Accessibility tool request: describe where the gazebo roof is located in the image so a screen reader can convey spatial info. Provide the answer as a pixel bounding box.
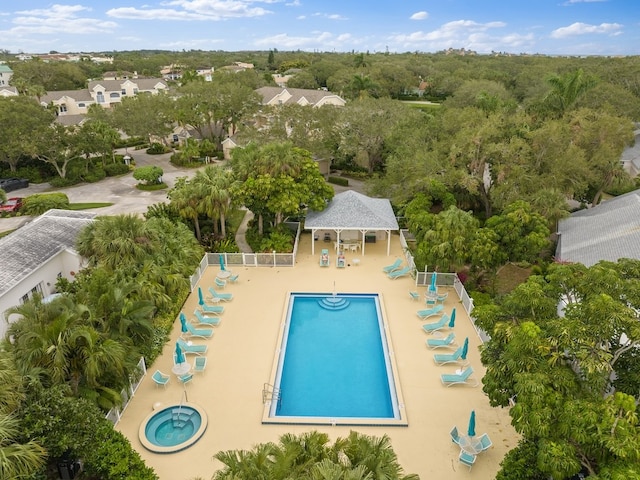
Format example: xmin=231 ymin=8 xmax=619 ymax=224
xmin=305 ymin=190 xmax=399 ymax=231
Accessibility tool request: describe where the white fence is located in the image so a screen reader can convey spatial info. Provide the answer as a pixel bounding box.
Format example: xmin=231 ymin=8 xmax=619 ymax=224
xmin=105 ymin=356 xmax=147 ymax=425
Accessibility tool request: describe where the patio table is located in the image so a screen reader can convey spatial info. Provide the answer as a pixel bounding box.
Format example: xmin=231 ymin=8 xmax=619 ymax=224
xmin=171 ymin=362 xmax=191 ymax=376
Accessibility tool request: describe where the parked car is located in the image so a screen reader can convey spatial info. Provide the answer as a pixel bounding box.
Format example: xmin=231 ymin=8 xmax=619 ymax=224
xmin=0 ymin=178 xmax=29 ymax=193
xmin=0 ymin=197 xmax=23 ymax=213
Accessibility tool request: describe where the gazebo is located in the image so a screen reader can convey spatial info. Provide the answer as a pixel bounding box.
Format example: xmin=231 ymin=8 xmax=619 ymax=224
xmin=305 ymin=190 xmax=399 ymax=256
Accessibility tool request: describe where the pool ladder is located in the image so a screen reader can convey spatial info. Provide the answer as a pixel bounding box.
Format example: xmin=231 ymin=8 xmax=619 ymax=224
xmin=262 ymin=383 xmax=281 ymax=408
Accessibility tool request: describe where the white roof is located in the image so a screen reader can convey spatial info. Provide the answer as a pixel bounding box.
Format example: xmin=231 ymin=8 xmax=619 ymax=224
xmin=305 ymin=190 xmax=398 ymax=231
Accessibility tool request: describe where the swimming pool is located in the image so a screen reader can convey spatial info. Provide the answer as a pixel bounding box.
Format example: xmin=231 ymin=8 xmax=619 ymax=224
xmin=263 ymin=293 xmax=407 ymax=426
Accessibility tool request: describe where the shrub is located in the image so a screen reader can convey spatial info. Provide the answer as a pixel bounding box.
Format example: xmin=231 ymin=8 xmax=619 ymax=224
xmin=328 ymin=176 xmax=349 ymax=186
xmin=133 ymin=165 xmax=163 ymax=185
xmin=146 ymin=143 xmax=168 ymax=155
xmin=22 ymin=192 xmax=70 ymax=215
xmin=104 ymin=163 xmax=130 ymax=176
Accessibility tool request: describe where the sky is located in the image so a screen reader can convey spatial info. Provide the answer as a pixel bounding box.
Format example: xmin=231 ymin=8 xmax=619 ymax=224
xmin=0 ymin=0 xmax=638 ymax=56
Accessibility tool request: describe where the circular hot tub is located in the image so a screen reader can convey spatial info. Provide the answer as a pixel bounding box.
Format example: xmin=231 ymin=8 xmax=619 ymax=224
xmin=139 ymin=402 xmax=207 ymax=453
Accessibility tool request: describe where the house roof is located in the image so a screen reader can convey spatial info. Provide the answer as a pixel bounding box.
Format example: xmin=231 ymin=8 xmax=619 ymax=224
xmin=621 ymin=129 xmax=640 ymax=172
xmin=305 ymin=190 xmax=399 ymax=231
xmin=556 ymin=189 xmax=640 ymax=266
xmin=256 ymin=86 xmax=345 ymax=107
xmin=87 ymin=78 xmax=167 ymax=91
xmin=0 ymin=209 xmax=96 ymax=297
xmin=41 ymin=90 xmax=94 ymax=103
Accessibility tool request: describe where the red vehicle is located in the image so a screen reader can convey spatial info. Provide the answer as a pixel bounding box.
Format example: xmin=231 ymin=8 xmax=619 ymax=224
xmin=0 ymin=197 xmax=23 ymax=213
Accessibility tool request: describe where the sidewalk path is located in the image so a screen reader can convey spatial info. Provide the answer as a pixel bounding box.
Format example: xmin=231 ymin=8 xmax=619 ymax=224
xmin=235 ymin=209 xmax=254 ymax=253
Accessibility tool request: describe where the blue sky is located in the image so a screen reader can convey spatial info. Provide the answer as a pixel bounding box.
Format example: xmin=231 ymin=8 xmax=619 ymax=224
xmin=1 ymin=1 xmax=638 ymax=55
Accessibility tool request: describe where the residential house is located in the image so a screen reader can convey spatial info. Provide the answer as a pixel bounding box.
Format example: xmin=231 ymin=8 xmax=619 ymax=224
xmin=41 ymin=89 xmax=95 ymax=116
xmin=556 ymin=189 xmax=640 ymax=266
xmin=0 ymin=64 xmax=13 ymax=87
xmin=256 ymin=86 xmax=346 ymax=107
xmin=102 ymin=71 xmax=137 ymax=81
xmin=0 ymin=86 xmax=18 ymax=97
xmin=87 ymin=78 xmax=169 ymax=108
xmin=272 ymin=74 xmax=293 ymax=88
xmin=195 ymin=67 xmax=214 ymax=81
xmin=0 ymin=209 xmax=96 ymax=338
xmin=620 ymin=127 xmax=640 ymax=176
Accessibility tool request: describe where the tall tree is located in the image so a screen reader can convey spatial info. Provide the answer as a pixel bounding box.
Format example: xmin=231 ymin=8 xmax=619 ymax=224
xmin=543 ymin=68 xmax=597 ymax=118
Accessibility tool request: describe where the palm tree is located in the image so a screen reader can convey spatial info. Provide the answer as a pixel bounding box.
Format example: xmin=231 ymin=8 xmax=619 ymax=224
xmin=0 ymin=414 xmax=46 ymax=479
xmin=193 ymin=166 xmax=237 ymax=238
xmin=544 ymin=69 xmax=597 ymax=117
xmin=168 ymin=180 xmax=206 ymax=242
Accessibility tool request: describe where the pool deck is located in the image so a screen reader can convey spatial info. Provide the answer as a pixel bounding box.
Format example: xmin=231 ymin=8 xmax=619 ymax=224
xmin=116 ymin=233 xmax=519 ymax=479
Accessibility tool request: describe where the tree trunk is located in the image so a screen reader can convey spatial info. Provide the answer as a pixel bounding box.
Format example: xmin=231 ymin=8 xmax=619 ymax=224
xmin=220 ymin=212 xmax=227 ymax=238
xmin=258 ymin=214 xmax=264 ymax=236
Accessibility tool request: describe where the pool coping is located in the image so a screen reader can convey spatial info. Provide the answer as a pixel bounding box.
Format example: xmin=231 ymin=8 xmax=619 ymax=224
xmin=138 ymin=402 xmax=209 ymax=453
xmin=261 ymin=291 xmax=408 ymax=426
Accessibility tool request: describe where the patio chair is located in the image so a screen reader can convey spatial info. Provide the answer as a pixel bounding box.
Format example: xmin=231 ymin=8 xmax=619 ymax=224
xmin=193 ymin=356 xmax=207 ymax=373
xmin=422 ymin=314 xmax=450 ymax=334
xmin=178 ymin=373 xmax=194 ymax=385
xmin=194 ymin=309 xmax=221 ymax=326
xmin=437 ymin=292 xmax=449 ymax=303
xmin=215 ymin=277 xmax=227 ymax=289
xmin=426 ymin=332 xmax=457 ymax=349
xmin=185 ymin=321 xmax=214 ymax=339
xmin=417 ymin=304 xmax=444 ymax=319
xmin=387 ymin=266 xmax=412 ymax=279
xmin=450 ymin=426 xmax=462 ymax=446
xmin=228 ymin=274 xmax=239 ymax=283
xmin=152 ymin=370 xmax=170 ymax=388
xmin=201 ymin=302 xmax=224 ymax=314
xmin=434 ymin=345 xmax=467 ymax=366
xmin=476 ymin=433 xmax=493 ymax=452
xmin=208 ymin=286 xmax=233 ymax=301
xmin=409 ymin=291 xmax=420 ymax=301
xmin=382 ymin=258 xmax=402 ymax=273
xmin=458 ymin=450 xmax=476 ymax=471
xmin=177 ymin=338 xmax=208 ymax=355
xmin=441 ymin=366 xmax=479 ymax=387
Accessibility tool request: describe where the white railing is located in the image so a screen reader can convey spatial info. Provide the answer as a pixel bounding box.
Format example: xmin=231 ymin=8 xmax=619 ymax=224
xmin=105 ymin=356 xmax=147 ymax=425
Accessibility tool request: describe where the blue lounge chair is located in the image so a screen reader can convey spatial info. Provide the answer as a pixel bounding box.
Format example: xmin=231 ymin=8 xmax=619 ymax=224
xmin=177 ymin=338 xmax=208 ymax=355
xmin=201 ymin=303 xmax=224 ymax=314
xmin=152 ymin=370 xmax=170 ymax=388
xmin=434 ymin=345 xmax=467 ymax=366
xmin=387 ymin=266 xmax=412 ymax=279
xmin=208 ymin=286 xmax=233 ymax=301
xmin=215 ymin=277 xmax=227 ymax=288
xmin=422 ymin=314 xmax=450 ymax=334
xmin=417 ymin=304 xmax=444 ymax=319
xmin=441 ymin=366 xmax=478 ymax=387
xmin=382 ymin=258 xmax=402 ymax=273
xmin=409 ymin=291 xmax=420 ymax=301
xmin=320 ymin=248 xmax=330 ymax=267
xmin=194 ymin=309 xmax=221 ymax=326
xmin=185 ymin=321 xmax=214 ymax=339
xmin=458 ymin=451 xmax=476 ymax=471
xmin=193 ymin=356 xmax=207 ymax=373
xmin=426 ymin=332 xmax=457 ymax=349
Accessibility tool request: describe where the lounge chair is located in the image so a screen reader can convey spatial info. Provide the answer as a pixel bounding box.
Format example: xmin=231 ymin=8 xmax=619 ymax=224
xmin=437 ymin=292 xmax=449 ymax=303
xmin=193 ymin=356 xmax=207 ymax=373
xmin=417 ymin=304 xmax=444 ymax=319
xmin=152 ymin=370 xmax=170 ymax=388
xmin=426 ymin=332 xmax=457 ymax=349
xmin=441 ymin=366 xmax=479 ymax=387
xmin=228 ymin=274 xmax=239 ymax=283
xmin=422 ymin=314 xmax=450 ymax=334
xmin=178 ymin=373 xmax=193 ymax=385
xmin=387 ymin=266 xmax=412 ymax=279
xmin=320 ymin=248 xmax=330 ymax=267
xmin=409 ymin=291 xmax=420 ymax=301
xmin=208 ymin=286 xmax=233 ymax=301
xmin=194 ymin=309 xmax=221 ymax=326
xmin=185 ymin=321 xmax=214 ymax=339
xmin=450 ymin=426 xmax=462 ymax=446
xmin=434 ymin=345 xmax=467 ymax=366
xmin=458 ymin=450 xmax=476 ymax=471
xmin=215 ymin=277 xmax=227 ymax=288
xmin=177 ymin=338 xmax=208 ymax=355
xmin=476 ymin=433 xmax=493 ymax=452
xmin=336 ymin=254 xmax=346 ymax=268
xmin=382 ymin=258 xmax=402 ymax=273
xmin=201 ymin=303 xmax=224 ymax=314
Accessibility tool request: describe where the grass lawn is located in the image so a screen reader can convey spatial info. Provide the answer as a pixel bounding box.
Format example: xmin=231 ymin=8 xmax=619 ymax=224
xmin=68 ymin=202 xmax=113 ymax=210
xmin=494 ymin=263 xmax=533 ymax=295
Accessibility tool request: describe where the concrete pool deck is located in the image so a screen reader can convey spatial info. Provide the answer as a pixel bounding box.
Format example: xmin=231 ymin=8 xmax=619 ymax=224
xmin=116 ymin=233 xmax=519 ymax=479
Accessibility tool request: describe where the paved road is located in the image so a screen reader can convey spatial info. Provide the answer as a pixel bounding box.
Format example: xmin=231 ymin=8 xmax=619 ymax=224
xmin=0 ymin=152 xmax=364 ymax=234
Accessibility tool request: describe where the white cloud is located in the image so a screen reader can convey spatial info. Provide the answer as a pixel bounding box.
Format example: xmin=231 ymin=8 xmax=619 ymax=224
xmin=311 ymin=12 xmax=347 ymax=21
xmin=108 ymin=1 xmax=274 ymax=21
xmin=410 ymin=11 xmax=428 ymax=21
xmin=286 ymin=0 xmax=301 ymax=5
xmin=562 ymin=0 xmax=608 ymax=4
xmin=550 ymin=22 xmax=623 ymax=38
xmin=11 ymin=4 xmax=117 ymax=35
xmin=255 ymin=31 xmax=360 ymax=50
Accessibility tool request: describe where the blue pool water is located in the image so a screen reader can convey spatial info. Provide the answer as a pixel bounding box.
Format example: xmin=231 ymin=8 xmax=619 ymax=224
xmin=273 ymin=293 xmax=398 ymax=420
xmin=144 ymin=406 xmax=202 ymax=449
